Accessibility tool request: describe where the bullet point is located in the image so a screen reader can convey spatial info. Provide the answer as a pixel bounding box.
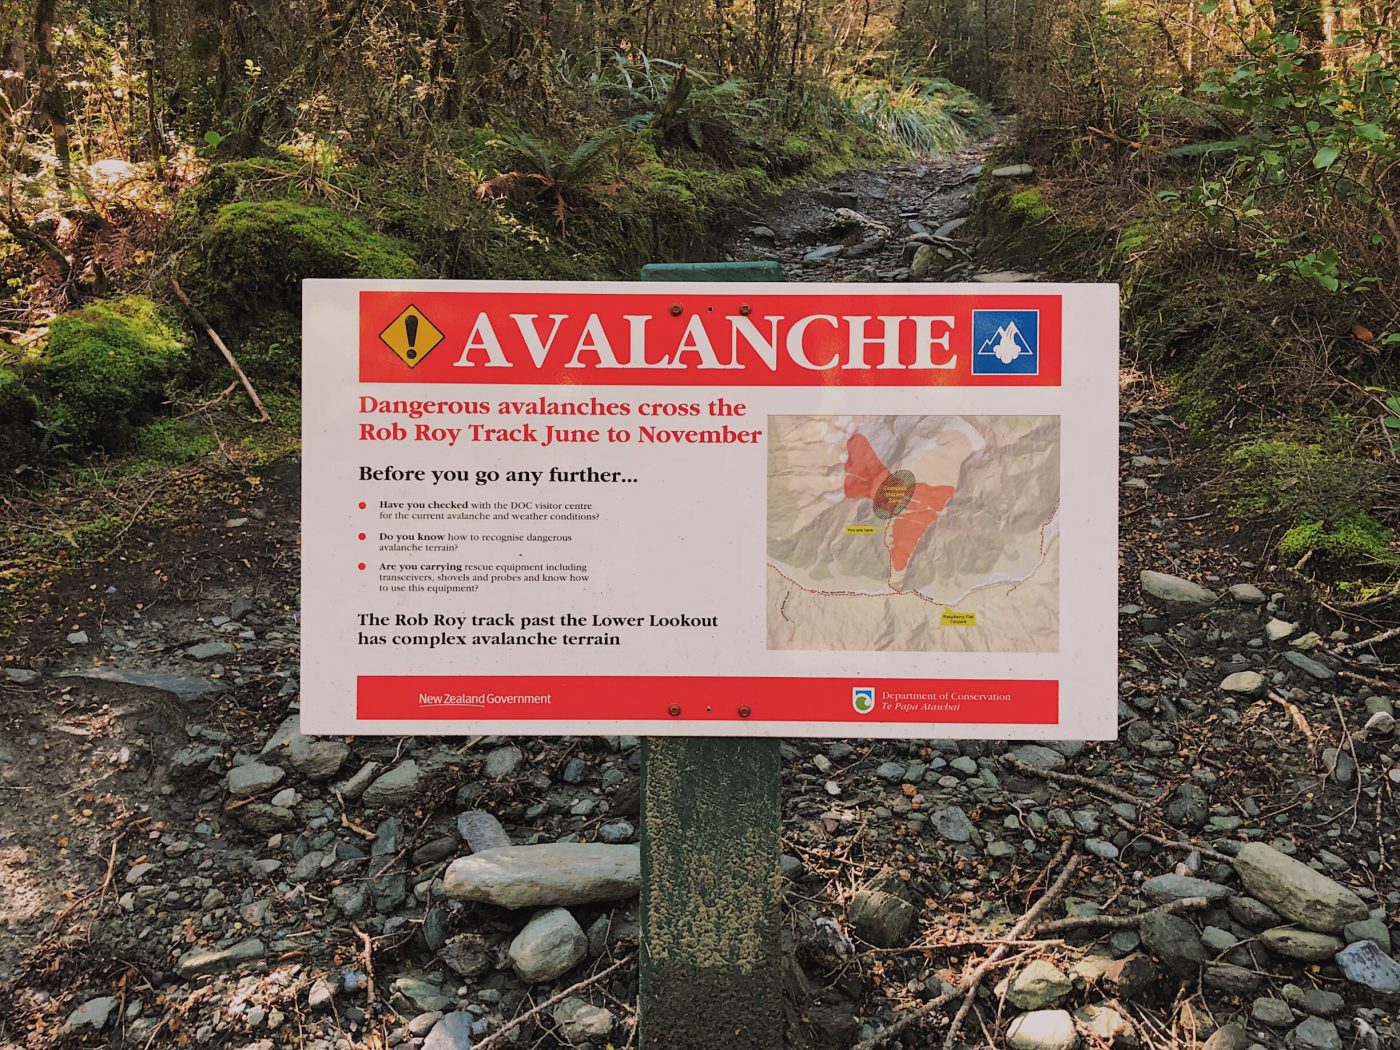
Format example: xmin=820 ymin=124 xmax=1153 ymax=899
xmin=357 ymin=563 xmax=366 ymax=570
xmin=358 ymin=533 xmax=366 ymax=540
xmin=358 ymin=501 xmax=366 ymax=509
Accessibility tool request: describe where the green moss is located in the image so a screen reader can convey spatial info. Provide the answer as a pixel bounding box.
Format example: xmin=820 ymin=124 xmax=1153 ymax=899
xmin=236 ymin=309 xmax=302 ymax=386
xmin=1220 ymin=438 xmax=1357 ymax=519
xmin=130 ymin=418 xmax=216 ymax=470
xmin=1007 ymin=188 xmax=1054 ymax=224
xmin=42 ymin=296 xmax=189 ymax=451
xmin=1278 ymin=511 xmax=1400 ymax=568
xmin=188 ymin=199 xmax=421 ymax=330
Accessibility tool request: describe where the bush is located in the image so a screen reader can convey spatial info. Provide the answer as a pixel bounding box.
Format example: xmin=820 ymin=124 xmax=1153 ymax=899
xmin=189 ymin=199 xmax=422 ymax=329
xmin=42 ymin=296 xmax=190 ymax=450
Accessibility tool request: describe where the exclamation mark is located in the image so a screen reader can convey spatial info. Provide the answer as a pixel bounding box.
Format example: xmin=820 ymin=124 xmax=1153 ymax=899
xmin=404 ymin=314 xmax=419 ymax=360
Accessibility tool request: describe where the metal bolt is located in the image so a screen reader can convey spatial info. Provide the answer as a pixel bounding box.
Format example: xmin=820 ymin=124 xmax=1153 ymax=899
xmin=669 ymin=303 xmax=683 ymax=316
xmin=668 ymin=704 xmax=682 ymax=717
xmin=739 ymin=303 xmax=752 ymax=316
xmin=738 ymin=705 xmax=752 ymax=718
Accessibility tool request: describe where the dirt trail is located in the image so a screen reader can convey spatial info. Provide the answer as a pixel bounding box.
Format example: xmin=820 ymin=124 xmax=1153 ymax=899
xmin=2 ymin=147 xmax=1398 ymax=1049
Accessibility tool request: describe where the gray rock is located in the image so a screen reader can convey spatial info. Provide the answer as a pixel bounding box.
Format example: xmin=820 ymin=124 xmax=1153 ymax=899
xmin=509 ymin=907 xmax=587 ymax=982
xmin=750 ymin=225 xmax=776 ymax=240
xmin=972 ymin=270 xmax=1036 ymax=282
xmin=1260 ymin=927 xmax=1344 ymax=961
xmin=1007 ymin=960 xmax=1072 ymax=1009
xmin=1140 ymin=912 xmax=1209 ymax=973
xmin=233 ymin=802 xmax=296 ymax=832
xmin=1005 ymin=744 xmax=1065 ymax=770
xmin=910 ymin=244 xmax=948 ymax=279
xmin=1229 ymin=583 xmax=1268 ymax=603
xmin=1228 ymin=895 xmax=1282 ymax=930
xmin=1283 ymin=651 xmax=1334 ymax=680
xmin=226 ymin=762 xmax=285 ymax=798
xmin=1233 ymin=842 xmax=1367 ymax=933
xmin=1165 ymin=783 xmax=1209 ymax=829
xmin=62 ymin=996 xmax=116 ymax=1033
xmin=1201 ymin=1022 xmax=1248 ymax=1050
xmin=1005 ymin=1009 xmax=1079 ymax=1050
xmin=438 ymin=932 xmax=492 ymax=978
xmin=802 ymin=245 xmax=842 ymax=264
xmin=1292 ymin=1017 xmax=1342 ymax=1050
xmin=933 ymin=217 xmax=967 ymax=238
xmin=1298 ymin=988 xmax=1343 ymax=1017
xmin=1141 ymin=874 xmax=1230 ymax=904
xmin=394 ymin=976 xmax=454 ymax=1014
xmin=1251 ymin=997 xmax=1294 ymax=1027
xmin=58 ymin=667 xmax=227 ymax=701
xmin=1140 ymin=570 xmax=1217 ymax=606
xmin=1321 ymin=747 xmax=1355 ymax=785
xmin=1343 ymin=916 xmax=1391 ymax=950
xmin=930 ymin=806 xmax=972 ymax=843
xmin=457 ymin=810 xmax=511 ymax=852
xmin=4 ymin=667 xmax=40 ymax=684
xmin=1073 ymin=1004 xmax=1132 ymax=1045
xmin=1265 ymin=618 xmax=1298 ymax=642
xmin=422 ymin=1010 xmax=476 ymax=1050
xmin=443 ymin=843 xmax=640 ymax=908
xmin=1335 ymin=939 xmax=1400 ymax=994
xmin=171 ymin=743 xmax=223 ymax=772
xmin=1085 ymin=839 xmax=1119 ymax=859
xmin=848 ymin=887 xmax=916 ymax=947
xmin=1204 ymin=963 xmax=1262 ymax=995
xmin=66 ymin=630 xmax=88 ymax=644
xmin=176 ymin=937 xmax=265 ymax=976
xmin=288 ymin=735 xmax=350 ymax=779
xmin=1219 ymin=671 xmax=1265 ymax=695
xmin=362 ymin=760 xmax=424 ymax=808
xmin=483 ymin=745 xmax=523 ymax=778
xmin=553 ymin=997 xmax=615 ymax=1042
xmin=991 ymin=163 xmax=1035 ymax=178
xmin=186 ymin=640 xmax=236 ymax=660
xmin=599 ymin=819 xmax=634 ymax=844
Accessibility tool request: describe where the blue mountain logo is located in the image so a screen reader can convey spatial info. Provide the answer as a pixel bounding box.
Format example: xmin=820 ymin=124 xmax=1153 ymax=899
xmin=971 ymin=310 xmax=1039 ymax=375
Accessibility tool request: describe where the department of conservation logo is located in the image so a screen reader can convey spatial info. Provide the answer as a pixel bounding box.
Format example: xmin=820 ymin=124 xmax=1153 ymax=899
xmin=971 ymin=309 xmax=1039 ymax=376
xmin=852 ymin=687 xmax=876 ymax=715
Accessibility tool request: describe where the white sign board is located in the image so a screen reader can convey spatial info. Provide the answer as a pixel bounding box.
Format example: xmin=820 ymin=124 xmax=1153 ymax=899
xmin=301 ymin=280 xmax=1118 ymax=738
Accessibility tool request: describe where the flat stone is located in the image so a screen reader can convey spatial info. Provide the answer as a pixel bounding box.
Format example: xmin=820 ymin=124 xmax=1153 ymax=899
xmin=1204 ymin=963 xmax=1262 ymax=995
xmin=1140 ymin=912 xmax=1209 ymax=973
xmin=4 ymin=667 xmax=40 ymax=684
xmin=1292 ymin=1017 xmax=1342 ymax=1050
xmin=1201 ymin=1022 xmax=1248 ymax=1050
xmin=509 ymin=907 xmax=587 ymax=982
xmin=1251 ymin=997 xmax=1294 ymax=1027
xmin=1140 ymin=570 xmax=1217 ymax=606
xmin=287 ymin=735 xmax=349 ymax=779
xmin=930 ymin=805 xmax=972 ymax=843
xmin=553 ymin=997 xmax=615 ymax=1042
xmin=802 ymin=244 xmax=842 ymax=264
xmin=186 ymin=640 xmax=236 ymax=660
xmin=438 ymin=932 xmax=492 ymax=978
xmin=58 ymin=667 xmax=227 ymax=702
xmin=483 ymin=745 xmax=523 ymax=778
xmin=1283 ymin=651 xmax=1334 ymax=680
xmin=443 ymin=843 xmax=640 ymax=908
xmin=1007 ymin=960 xmax=1072 ymax=1009
xmin=1260 ymin=927 xmax=1344 ymax=961
xmin=933 ymin=217 xmax=967 ymax=238
xmin=1219 ymin=671 xmax=1265 ymax=695
xmin=1005 ymin=1009 xmax=1079 ymax=1050
xmin=457 ymin=810 xmax=511 ymax=852
xmin=1142 ymin=874 xmax=1230 ymax=904
xmin=1265 ymin=618 xmax=1298 ymax=642
xmin=991 ymin=163 xmax=1035 ymax=178
xmin=1298 ymin=988 xmax=1344 ymax=1018
xmin=1005 ymin=744 xmax=1065 ymax=770
xmin=176 ymin=937 xmax=265 ymax=976
xmin=422 ymin=1010 xmax=477 ymax=1050
xmin=62 ymin=996 xmax=116 ymax=1032
xmin=1233 ymin=843 xmax=1367 ymax=933
xmin=1103 ymin=953 xmax=1156 ymax=997
xmin=1229 ymin=583 xmax=1268 ymax=604
xmin=394 ymin=976 xmax=454 ymax=1014
xmin=1335 ymin=939 xmax=1400 ymax=994
xmin=1228 ymin=895 xmax=1282 ymax=930
xmin=972 ymin=270 xmax=1036 ymax=282
xmin=362 ymin=760 xmax=424 ymax=808
xmin=1073 ymin=1004 xmax=1132 ymax=1045
xmin=1343 ymin=916 xmax=1391 ymax=950
xmin=226 ymin=762 xmax=285 ymax=798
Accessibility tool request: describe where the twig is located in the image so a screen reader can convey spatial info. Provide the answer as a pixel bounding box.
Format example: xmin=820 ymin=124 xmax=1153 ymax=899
xmin=1111 ymin=817 xmax=1233 ymax=863
xmin=1338 ymin=624 xmax=1400 ymax=651
xmin=474 ymin=954 xmax=635 ymax=1050
xmin=1000 ymin=755 xmax=1147 ymax=806
xmin=1034 ymin=895 xmax=1210 ymax=934
xmin=169 ymin=277 xmax=271 ymax=421
xmin=337 ymin=791 xmax=378 ymax=841
xmin=1268 ymin=691 xmax=1316 ymax=748
xmin=351 ymin=923 xmax=377 ymax=1023
xmin=855 ymin=841 xmax=1080 ymax=1050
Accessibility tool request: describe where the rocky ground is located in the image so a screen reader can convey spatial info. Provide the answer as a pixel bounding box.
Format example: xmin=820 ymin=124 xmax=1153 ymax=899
xmin=1 ymin=143 xmax=1399 ymax=1050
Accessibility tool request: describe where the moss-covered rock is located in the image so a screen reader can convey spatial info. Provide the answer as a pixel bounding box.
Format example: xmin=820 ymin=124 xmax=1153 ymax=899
xmin=1278 ymin=511 xmax=1400 ymax=568
xmin=188 ymin=200 xmax=421 ymax=329
xmin=42 ymin=296 xmax=189 ymax=450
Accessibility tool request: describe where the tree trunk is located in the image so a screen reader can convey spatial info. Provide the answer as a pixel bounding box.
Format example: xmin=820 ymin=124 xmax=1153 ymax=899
xmin=32 ymin=0 xmax=67 ymax=189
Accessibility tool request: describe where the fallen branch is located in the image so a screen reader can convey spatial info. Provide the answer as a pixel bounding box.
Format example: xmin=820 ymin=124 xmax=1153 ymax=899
xmin=350 ymin=923 xmax=377 ymax=1024
xmin=1337 ymin=624 xmax=1400 ymax=652
xmin=474 ymin=954 xmax=635 ymax=1050
xmin=1034 ymin=895 xmax=1210 ymax=934
xmin=1111 ymin=817 xmax=1233 ymax=863
xmin=1000 ymin=755 xmax=1147 ymax=807
xmin=169 ymin=277 xmax=271 ymax=422
xmin=855 ymin=841 xmax=1081 ymax=1050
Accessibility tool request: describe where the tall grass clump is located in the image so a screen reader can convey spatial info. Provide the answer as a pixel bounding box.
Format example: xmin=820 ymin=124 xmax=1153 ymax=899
xmin=838 ymin=75 xmax=993 ymax=155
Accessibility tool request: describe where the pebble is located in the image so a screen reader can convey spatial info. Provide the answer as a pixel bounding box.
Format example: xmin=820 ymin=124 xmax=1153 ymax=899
xmin=1251 ymin=997 xmax=1294 ymax=1027
xmin=509 ymin=907 xmax=588 ymax=982
xmin=444 ymin=843 xmax=640 ymax=907
xmin=553 ymin=997 xmax=615 ymax=1042
xmin=62 ymin=996 xmax=116 ymax=1032
xmin=930 ymin=806 xmax=972 ymax=843
xmin=1292 ymin=1017 xmax=1342 ymax=1050
xmin=1259 ymin=927 xmax=1344 ymax=961
xmin=1334 ymin=939 xmax=1400 ymax=993
xmin=1006 ymin=960 xmax=1072 ymax=1009
xmin=226 ymin=762 xmax=285 ymax=798
xmin=362 ymin=761 xmax=424 ymax=808
xmin=1233 ymin=842 xmax=1367 ymax=933
xmin=422 ymin=1010 xmax=477 ymax=1050
xmin=1005 ymin=1009 xmax=1079 ymax=1050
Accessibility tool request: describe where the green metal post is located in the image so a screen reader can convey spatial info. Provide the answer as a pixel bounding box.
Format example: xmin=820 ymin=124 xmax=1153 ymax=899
xmin=638 ymin=260 xmax=785 ymax=1050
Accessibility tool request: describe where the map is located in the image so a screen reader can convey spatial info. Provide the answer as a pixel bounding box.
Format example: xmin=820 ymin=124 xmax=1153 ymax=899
xmin=766 ymin=415 xmax=1060 ymax=652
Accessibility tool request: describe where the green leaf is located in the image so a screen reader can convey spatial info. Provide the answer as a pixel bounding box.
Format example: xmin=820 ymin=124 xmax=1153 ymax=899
xmin=1354 ymin=122 xmax=1385 ymax=142
xmin=1312 ymin=145 xmax=1341 ymax=169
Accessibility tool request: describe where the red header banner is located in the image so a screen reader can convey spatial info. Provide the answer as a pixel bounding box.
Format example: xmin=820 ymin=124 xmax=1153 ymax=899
xmin=358 ymin=290 xmax=1062 ymax=387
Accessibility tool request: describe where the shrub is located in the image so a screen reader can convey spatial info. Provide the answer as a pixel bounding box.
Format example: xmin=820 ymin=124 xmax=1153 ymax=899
xmin=189 ymin=200 xmax=421 ymax=329
xmin=42 ymin=296 xmax=190 ymax=450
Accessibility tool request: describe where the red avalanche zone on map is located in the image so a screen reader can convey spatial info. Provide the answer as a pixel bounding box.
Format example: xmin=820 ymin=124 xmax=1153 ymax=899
xmin=843 ymin=434 xmax=955 ymax=574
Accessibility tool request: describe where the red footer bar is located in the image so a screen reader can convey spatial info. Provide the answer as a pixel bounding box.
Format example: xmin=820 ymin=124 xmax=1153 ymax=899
xmin=356 ymin=676 xmax=1057 ymax=723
